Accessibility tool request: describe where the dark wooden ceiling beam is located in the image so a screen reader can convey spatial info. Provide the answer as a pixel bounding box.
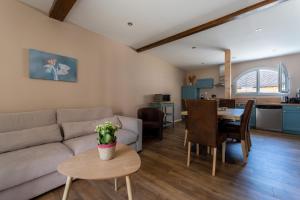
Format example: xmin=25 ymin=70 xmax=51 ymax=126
xmin=136 ymin=0 xmax=288 ymax=52
xmin=49 ymin=0 xmax=77 ymax=21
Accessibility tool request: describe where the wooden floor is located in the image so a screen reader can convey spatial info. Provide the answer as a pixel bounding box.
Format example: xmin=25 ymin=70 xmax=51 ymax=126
xmin=35 ymin=123 xmax=300 ymax=200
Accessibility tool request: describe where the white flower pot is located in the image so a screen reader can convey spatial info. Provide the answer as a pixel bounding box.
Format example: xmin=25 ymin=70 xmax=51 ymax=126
xmin=97 ymin=142 xmax=116 ymax=161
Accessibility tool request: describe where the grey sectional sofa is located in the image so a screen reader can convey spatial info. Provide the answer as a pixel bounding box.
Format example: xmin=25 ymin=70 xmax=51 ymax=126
xmin=0 ymin=107 xmax=142 ymax=200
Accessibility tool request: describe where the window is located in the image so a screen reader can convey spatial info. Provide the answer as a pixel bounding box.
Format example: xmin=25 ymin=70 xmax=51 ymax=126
xmin=234 ymin=63 xmax=289 ymax=95
xmin=236 ymin=71 xmax=257 ymax=93
xmin=259 ymin=69 xmax=279 ymax=93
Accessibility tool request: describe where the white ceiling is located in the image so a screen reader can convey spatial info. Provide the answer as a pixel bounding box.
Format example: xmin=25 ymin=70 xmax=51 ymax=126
xmin=19 ymin=0 xmax=300 ymax=70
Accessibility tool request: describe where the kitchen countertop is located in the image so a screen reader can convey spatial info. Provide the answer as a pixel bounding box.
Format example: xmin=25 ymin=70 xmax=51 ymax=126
xmin=235 ymin=103 xmax=300 ymax=107
xmin=255 ymin=103 xmax=300 ymax=106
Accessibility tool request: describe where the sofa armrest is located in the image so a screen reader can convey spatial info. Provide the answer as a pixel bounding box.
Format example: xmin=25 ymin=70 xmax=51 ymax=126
xmin=117 ymin=116 xmax=142 ymax=152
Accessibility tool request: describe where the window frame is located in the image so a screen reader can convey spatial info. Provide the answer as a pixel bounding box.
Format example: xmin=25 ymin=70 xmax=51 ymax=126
xmin=233 ymin=63 xmax=290 ymax=96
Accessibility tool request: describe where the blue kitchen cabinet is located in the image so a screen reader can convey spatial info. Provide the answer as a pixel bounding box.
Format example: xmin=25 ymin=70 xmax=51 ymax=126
xmin=236 ymin=104 xmax=256 ymax=128
xmin=196 ymin=78 xmax=214 ymax=89
xmin=182 ymin=86 xmax=199 ymax=100
xmin=283 ymin=105 xmax=300 ymax=134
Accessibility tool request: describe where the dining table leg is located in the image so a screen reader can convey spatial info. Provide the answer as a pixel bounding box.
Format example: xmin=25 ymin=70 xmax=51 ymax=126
xmin=114 ymin=178 xmax=118 ymax=191
xmin=62 ymin=176 xmax=72 ymax=200
xmin=126 ymin=176 xmax=133 ymax=200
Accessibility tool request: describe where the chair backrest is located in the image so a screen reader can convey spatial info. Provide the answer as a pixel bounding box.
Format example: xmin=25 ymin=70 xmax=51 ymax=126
xmin=219 ymin=99 xmax=236 ymax=108
xmin=186 ymin=100 xmax=218 ymax=147
xmin=137 ymin=107 xmax=164 ymax=122
xmin=240 ymin=100 xmax=255 ymax=139
xmin=182 ymin=99 xmax=187 ymax=111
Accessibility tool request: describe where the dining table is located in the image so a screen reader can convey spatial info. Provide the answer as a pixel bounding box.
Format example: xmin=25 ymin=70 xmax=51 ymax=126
xmin=181 ymin=108 xmax=244 ymax=121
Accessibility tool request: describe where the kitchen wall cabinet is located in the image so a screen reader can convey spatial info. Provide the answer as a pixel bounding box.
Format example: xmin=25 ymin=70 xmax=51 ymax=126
xmin=196 ymin=78 xmax=214 ymax=89
xmin=283 ymin=105 xmax=300 ymax=134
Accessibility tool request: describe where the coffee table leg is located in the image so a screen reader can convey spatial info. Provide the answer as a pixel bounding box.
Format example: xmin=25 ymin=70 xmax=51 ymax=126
xmin=62 ymin=176 xmax=72 ymax=200
xmin=125 ymin=176 xmax=133 ymax=200
xmin=114 ymin=178 xmax=118 ymax=191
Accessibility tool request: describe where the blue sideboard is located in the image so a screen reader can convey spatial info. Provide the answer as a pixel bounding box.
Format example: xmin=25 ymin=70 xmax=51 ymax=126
xmin=196 ymin=78 xmax=214 ymax=89
xmin=182 ymin=86 xmax=199 ymax=100
xmin=283 ymin=105 xmax=300 ymax=135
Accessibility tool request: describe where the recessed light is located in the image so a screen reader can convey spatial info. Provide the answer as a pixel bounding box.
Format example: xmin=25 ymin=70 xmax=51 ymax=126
xmin=127 ymin=22 xmax=134 ymax=27
xmin=192 ymin=46 xmax=197 ymax=49
xmin=255 ymin=28 xmax=263 ymax=32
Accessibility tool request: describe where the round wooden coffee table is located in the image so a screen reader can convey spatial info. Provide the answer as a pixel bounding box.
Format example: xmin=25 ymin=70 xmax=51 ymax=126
xmin=58 ymin=144 xmax=141 ymax=200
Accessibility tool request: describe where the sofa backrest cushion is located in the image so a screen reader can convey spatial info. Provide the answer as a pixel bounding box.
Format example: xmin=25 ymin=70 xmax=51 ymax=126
xmin=57 ymin=107 xmax=113 ymax=124
xmin=0 ymin=124 xmax=62 ymax=153
xmin=0 ymin=110 xmax=56 ymax=133
xmin=62 ymin=116 xmax=122 ymax=140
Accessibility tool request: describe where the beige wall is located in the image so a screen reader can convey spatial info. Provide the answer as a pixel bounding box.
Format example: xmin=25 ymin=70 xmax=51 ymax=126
xmin=0 ymin=0 xmax=185 ymax=120
xmin=187 ymin=53 xmax=300 ymax=100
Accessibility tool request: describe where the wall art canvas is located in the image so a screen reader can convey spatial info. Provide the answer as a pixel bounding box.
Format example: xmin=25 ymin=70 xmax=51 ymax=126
xmin=29 ymin=49 xmax=77 ymax=82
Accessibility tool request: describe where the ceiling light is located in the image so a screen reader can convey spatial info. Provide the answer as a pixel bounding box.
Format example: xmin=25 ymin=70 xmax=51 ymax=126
xmin=127 ymin=22 xmax=134 ymax=27
xmin=255 ymin=28 xmax=263 ymax=32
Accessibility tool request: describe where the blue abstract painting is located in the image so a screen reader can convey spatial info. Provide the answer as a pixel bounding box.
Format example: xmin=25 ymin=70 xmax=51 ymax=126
xmin=29 ymin=49 xmax=77 ymax=82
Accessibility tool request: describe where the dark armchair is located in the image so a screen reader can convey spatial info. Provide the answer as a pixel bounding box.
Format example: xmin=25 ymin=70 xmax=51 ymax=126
xmin=138 ymin=107 xmax=165 ymax=140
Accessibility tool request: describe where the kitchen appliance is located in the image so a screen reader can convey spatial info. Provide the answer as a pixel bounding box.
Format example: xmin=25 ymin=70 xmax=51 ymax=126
xmin=214 ymin=65 xmax=225 ymax=87
xmin=256 ymin=105 xmax=282 ymax=132
xmin=296 ymin=88 xmax=300 ymax=98
xmin=153 ymin=94 xmax=171 ymax=102
xmin=288 ymin=97 xmax=300 ymax=104
xmin=281 ymin=95 xmax=288 ymax=103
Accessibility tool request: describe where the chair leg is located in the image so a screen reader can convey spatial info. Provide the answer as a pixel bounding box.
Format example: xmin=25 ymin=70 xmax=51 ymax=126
xmin=247 ymin=131 xmax=252 ymax=150
xmin=187 ymin=142 xmax=191 ymax=167
xmin=196 ymin=144 xmax=200 ymax=156
xmin=222 ymin=141 xmax=226 ymax=163
xmin=244 ymin=138 xmax=249 ymax=156
xmin=207 ymin=146 xmax=211 ymax=155
xmin=212 ymin=147 xmax=217 ymax=176
xmin=241 ymin=140 xmax=248 ymax=163
xmin=159 ymin=128 xmax=163 ymax=140
xmin=184 ymin=129 xmax=188 ymax=147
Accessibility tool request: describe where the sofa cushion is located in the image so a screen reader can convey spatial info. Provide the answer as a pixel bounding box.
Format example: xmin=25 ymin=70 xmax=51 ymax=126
xmin=0 ymin=110 xmax=56 ymax=133
xmin=0 ymin=143 xmax=73 ymax=191
xmin=116 ymin=129 xmax=138 ymax=145
xmin=57 ymin=107 xmax=113 ymax=124
xmin=0 ymin=124 xmax=62 ymax=154
xmin=0 ymin=172 xmax=66 ymax=200
xmin=63 ymin=134 xmax=97 ymax=155
xmin=62 ymin=116 xmax=122 ymax=140
xmin=64 ymin=129 xmax=138 ymax=155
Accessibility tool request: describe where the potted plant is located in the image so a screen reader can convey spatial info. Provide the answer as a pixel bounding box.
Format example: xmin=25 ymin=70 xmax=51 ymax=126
xmin=95 ymin=122 xmax=119 ymax=161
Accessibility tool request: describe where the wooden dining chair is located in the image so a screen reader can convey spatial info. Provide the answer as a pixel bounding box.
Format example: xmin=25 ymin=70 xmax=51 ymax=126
xmin=222 ymin=100 xmax=254 ymax=163
xmin=182 ymin=99 xmax=188 ymax=147
xmin=219 ymin=99 xmax=236 ymax=108
xmin=186 ymin=100 xmax=227 ymax=176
